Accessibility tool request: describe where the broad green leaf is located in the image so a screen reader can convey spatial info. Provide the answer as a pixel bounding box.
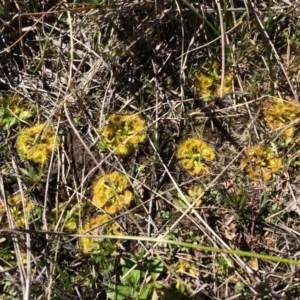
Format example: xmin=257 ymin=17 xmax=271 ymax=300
xmin=107 ymin=284 xmax=132 ymax=300
xmin=149 ymin=258 xmax=163 ymax=282
xmin=124 ymin=269 xmax=141 ymax=287
xmin=138 ymin=283 xmax=153 ymax=300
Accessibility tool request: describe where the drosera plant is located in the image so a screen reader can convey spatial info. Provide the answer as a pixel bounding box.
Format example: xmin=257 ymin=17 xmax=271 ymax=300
xmin=170 ymin=254 xmax=199 ymax=277
xmin=16 ymin=122 xmax=59 ymax=165
xmin=262 ymin=97 xmax=300 ymax=143
xmin=0 ymin=94 xmax=33 ymax=130
xmin=169 ymin=254 xmax=199 ymax=295
xmin=176 ymin=184 xmax=203 ymax=208
xmin=216 ymin=256 xmax=258 ymax=293
xmin=99 ymin=113 xmax=146 ymax=156
xmin=0 ymin=193 xmax=34 ymax=228
xmin=78 ymin=214 xmax=122 ymax=254
xmin=194 ymin=60 xmax=234 ymax=99
xmin=46 ymin=200 xmax=86 ymax=232
xmin=0 ymin=193 xmax=34 ymax=268
xmin=92 ymin=171 xmax=133 ymax=215
xmin=216 ymin=257 xmax=239 ymax=284
xmin=177 ymin=137 xmax=215 ymax=176
xmin=240 ymin=145 xmax=282 ymax=181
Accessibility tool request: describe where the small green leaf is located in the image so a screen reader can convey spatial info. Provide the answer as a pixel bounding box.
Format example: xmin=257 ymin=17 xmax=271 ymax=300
xmin=271 ymin=203 xmax=278 ymax=212
xmin=19 ymin=110 xmax=32 ymax=120
xmin=234 ymin=281 xmax=245 ymax=293
xmin=152 ymin=281 xmax=163 ymax=289
xmin=0 ymin=7 xmax=12 ymax=21
xmin=3 ymin=116 xmax=16 ymax=129
xmin=19 ymin=167 xmax=31 ymax=177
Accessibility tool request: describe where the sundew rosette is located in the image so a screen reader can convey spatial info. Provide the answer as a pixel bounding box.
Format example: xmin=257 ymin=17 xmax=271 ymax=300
xmin=195 ymin=60 xmax=234 ymax=97
xmin=46 ymin=201 xmax=86 ymax=232
xmin=99 ymin=113 xmax=146 ymax=156
xmin=92 ymin=172 xmax=133 ymax=215
xmin=170 ymin=254 xmax=199 ymax=276
xmin=0 ymin=193 xmax=34 ymax=228
xmin=177 ymin=138 xmax=215 ymax=176
xmin=79 ymin=214 xmax=122 ymax=254
xmin=16 ymin=123 xmax=58 ymax=164
xmin=240 ymin=145 xmax=282 ymax=181
xmin=263 ymin=97 xmax=300 ymax=138
xmin=0 ymin=94 xmax=33 ymax=129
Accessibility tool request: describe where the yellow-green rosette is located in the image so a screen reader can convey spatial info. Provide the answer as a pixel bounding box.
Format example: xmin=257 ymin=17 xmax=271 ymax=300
xmin=177 ymin=138 xmax=215 ymax=176
xmin=92 ymin=172 xmax=133 ymax=215
xmin=79 ymin=214 xmax=122 ymax=254
xmin=16 ymin=123 xmax=58 ymax=164
xmin=99 ymin=113 xmax=146 ymax=156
